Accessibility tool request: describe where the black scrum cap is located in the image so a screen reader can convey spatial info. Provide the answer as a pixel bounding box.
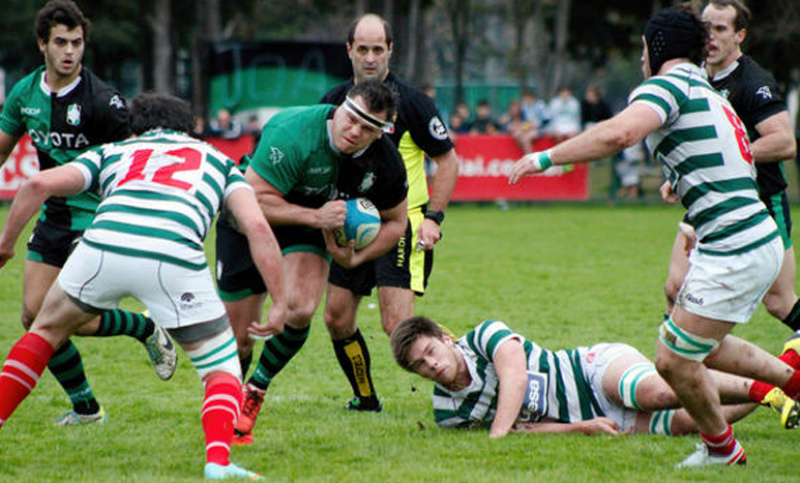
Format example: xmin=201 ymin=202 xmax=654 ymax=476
xmin=644 ymin=7 xmax=706 ymax=75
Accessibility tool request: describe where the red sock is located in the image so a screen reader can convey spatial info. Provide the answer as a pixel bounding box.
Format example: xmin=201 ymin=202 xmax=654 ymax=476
xmin=780 ymin=350 xmax=800 ymax=370
xmin=202 ymin=372 xmax=241 ymax=466
xmin=0 ymin=333 xmax=55 ymax=428
xmin=781 ymin=370 xmax=800 ymax=400
xmin=700 ymin=424 xmax=737 ymax=456
xmin=748 ymin=380 xmax=775 ymax=403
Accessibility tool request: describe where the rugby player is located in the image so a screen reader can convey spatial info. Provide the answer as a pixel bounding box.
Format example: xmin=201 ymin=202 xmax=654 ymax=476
xmin=0 ymin=0 xmax=175 ymax=426
xmin=215 ymin=80 xmax=409 ymax=444
xmin=0 ymin=92 xmax=286 ymax=480
xmin=663 ymin=0 xmax=800 ymax=353
xmin=508 ymin=5 xmax=800 ymax=467
xmin=391 ymin=316 xmax=799 ymax=436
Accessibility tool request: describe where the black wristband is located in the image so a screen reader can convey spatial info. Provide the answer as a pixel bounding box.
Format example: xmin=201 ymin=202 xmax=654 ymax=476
xmin=424 ymin=210 xmax=445 ymax=226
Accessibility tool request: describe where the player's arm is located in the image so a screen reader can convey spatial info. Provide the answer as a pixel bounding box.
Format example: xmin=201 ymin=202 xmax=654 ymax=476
xmin=418 ymin=148 xmax=458 ymax=250
xmin=323 ymin=198 xmax=408 ymax=269
xmin=489 ymin=337 xmax=529 ymax=438
xmin=751 ymin=111 xmax=796 ymax=163
xmin=224 ymin=186 xmax=287 ymax=338
xmin=245 ymin=167 xmax=346 ymax=229
xmin=0 ymin=164 xmax=85 ymax=266
xmin=0 ymin=129 xmax=22 ymax=168
xmin=511 ymin=417 xmax=625 ymax=436
xmin=509 ymin=103 xmax=662 ymax=183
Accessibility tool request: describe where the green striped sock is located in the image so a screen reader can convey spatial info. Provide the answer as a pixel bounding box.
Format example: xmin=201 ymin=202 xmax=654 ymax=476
xmin=249 ymin=325 xmax=310 ymax=390
xmin=48 ymin=339 xmax=100 ymax=414
xmin=94 ymin=310 xmax=155 ymax=343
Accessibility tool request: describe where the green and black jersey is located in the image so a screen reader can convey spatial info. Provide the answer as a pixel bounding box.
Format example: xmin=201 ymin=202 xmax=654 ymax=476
xmin=0 ymin=65 xmax=131 ymax=230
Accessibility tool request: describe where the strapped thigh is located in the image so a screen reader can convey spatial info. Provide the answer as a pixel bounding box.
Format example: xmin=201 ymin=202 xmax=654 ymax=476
xmin=659 ymin=317 xmax=719 ymax=362
xmin=618 ymin=362 xmax=657 ymax=410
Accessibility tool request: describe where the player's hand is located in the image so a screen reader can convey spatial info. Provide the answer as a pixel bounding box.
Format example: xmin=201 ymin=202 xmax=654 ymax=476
xmin=416 ymin=218 xmax=441 ymax=251
xmin=508 ymin=150 xmax=553 ymax=184
xmin=248 ymin=299 xmax=287 ymax=340
xmin=659 ymin=181 xmax=679 ymax=204
xmin=678 ymin=221 xmax=696 ymax=256
xmin=578 ymin=417 xmax=625 ymax=435
xmin=314 ymin=200 xmax=347 ymax=229
xmin=0 ymin=243 xmax=14 ymax=268
xmin=321 ymin=228 xmax=364 ymax=268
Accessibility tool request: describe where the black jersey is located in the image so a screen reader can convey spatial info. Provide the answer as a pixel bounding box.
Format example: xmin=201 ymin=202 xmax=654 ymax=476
xmin=321 ymin=72 xmax=453 ymax=210
xmin=335 ymin=134 xmax=408 ymax=212
xmin=0 ymin=65 xmax=131 ymax=229
xmin=709 ymin=55 xmax=788 ymax=197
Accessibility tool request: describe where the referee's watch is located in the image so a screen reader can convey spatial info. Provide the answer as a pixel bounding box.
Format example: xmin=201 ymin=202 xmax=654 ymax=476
xmin=424 ymin=210 xmax=445 ymax=226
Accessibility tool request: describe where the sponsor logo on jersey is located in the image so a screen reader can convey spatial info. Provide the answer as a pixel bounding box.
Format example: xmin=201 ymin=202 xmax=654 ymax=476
xmin=519 ymin=371 xmax=548 ymax=422
xmin=755 ymin=86 xmax=772 ymax=100
xmin=308 ymin=166 xmax=332 ymax=175
xmin=21 ymin=107 xmax=41 ymax=116
xmin=109 ymin=94 xmax=125 ymax=109
xmin=66 ymin=104 xmax=82 ymax=126
xmin=269 ymin=146 xmax=284 ymax=165
xmin=28 ymin=128 xmax=90 ymax=149
xmin=359 ymin=171 xmax=376 ymax=193
xmin=428 ymin=116 xmax=448 ymax=141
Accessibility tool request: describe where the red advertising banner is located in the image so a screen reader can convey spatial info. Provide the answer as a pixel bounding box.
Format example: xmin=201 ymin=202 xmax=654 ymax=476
xmin=0 ymin=135 xmax=39 ymax=200
xmin=1 ymin=133 xmax=586 ymax=202
xmin=450 ymin=134 xmax=588 ymax=201
xmin=0 ymin=135 xmax=255 ymax=200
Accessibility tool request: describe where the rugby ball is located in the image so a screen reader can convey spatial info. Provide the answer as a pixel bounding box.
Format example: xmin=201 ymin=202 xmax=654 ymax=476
xmin=333 ymin=198 xmax=381 ymax=250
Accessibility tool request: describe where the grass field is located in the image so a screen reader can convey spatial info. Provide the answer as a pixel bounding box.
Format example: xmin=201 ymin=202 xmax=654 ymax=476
xmin=0 ymin=202 xmax=798 ymax=483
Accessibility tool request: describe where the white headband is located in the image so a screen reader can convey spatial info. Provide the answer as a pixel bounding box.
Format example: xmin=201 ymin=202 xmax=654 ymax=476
xmin=343 ymin=96 xmax=394 ymax=131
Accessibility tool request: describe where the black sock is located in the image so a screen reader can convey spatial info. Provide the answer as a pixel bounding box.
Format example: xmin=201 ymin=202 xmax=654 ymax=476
xmin=332 ymin=329 xmax=378 ymax=402
xmin=783 ymin=300 xmax=800 ymax=331
xmin=240 ymin=352 xmax=253 ymax=380
xmin=94 ymin=309 xmax=155 ymax=342
xmin=48 ymin=340 xmax=100 ymax=415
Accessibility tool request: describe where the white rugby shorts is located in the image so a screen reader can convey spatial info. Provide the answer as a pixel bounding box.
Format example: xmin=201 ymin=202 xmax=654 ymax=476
xmin=677 ymin=236 xmax=783 ymax=323
xmin=583 ymin=342 xmax=642 ymax=433
xmin=58 ymin=243 xmax=226 ymax=329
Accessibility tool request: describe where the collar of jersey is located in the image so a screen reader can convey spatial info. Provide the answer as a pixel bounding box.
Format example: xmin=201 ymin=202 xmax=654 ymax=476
xmin=708 ymin=57 xmax=740 ymax=83
xmin=39 ymin=69 xmax=83 ymax=98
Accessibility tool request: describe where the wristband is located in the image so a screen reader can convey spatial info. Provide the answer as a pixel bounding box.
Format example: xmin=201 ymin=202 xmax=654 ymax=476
xmin=536 ymin=150 xmax=553 ymax=171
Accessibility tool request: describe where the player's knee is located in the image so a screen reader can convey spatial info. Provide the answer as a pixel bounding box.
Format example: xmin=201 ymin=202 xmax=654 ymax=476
xmin=286 ymin=301 xmax=317 ymax=327
xmin=761 ymin=291 xmax=790 ymax=320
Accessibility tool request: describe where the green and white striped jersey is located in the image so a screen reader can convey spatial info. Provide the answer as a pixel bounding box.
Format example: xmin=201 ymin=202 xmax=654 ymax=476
xmin=629 ymin=63 xmax=777 ymax=256
xmin=433 ymin=320 xmax=605 ymax=429
xmin=70 ymin=130 xmax=250 ymax=270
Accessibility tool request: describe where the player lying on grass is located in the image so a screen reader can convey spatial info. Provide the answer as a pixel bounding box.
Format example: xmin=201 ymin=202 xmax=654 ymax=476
xmin=391 ymin=316 xmax=800 ymax=437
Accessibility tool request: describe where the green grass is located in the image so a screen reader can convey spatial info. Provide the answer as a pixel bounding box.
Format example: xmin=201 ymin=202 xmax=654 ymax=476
xmin=0 ymin=202 xmax=798 ymax=483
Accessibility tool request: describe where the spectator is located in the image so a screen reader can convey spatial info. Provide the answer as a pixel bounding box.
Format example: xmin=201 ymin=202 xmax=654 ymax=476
xmin=515 ymin=90 xmax=550 ymax=154
xmin=498 ymin=99 xmax=524 ymax=133
xmin=520 ymin=90 xmax=550 ymax=130
xmin=613 ymin=142 xmax=643 ymax=199
xmin=547 ymin=86 xmax=581 ymax=141
xmin=465 ymin=99 xmax=502 ymax=134
xmin=581 ymin=85 xmax=612 ymax=129
xmin=207 ymin=108 xmax=242 ymax=140
xmin=453 ymin=102 xmax=471 ymax=133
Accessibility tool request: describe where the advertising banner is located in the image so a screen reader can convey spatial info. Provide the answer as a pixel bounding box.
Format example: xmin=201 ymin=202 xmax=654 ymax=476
xmin=450 ymin=134 xmax=589 ymax=201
